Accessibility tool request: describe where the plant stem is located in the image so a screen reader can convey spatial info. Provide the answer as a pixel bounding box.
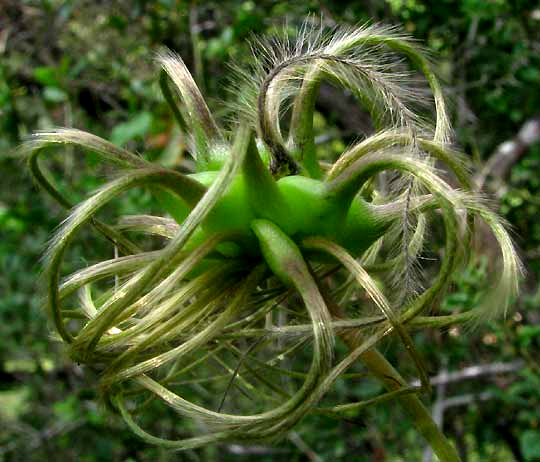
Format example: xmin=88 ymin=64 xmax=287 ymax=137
xmin=321 ymin=287 xmax=460 ymax=462
xmin=355 ymin=348 xmax=460 ymax=462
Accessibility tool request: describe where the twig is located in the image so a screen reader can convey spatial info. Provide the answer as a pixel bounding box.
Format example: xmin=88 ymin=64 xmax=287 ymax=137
xmin=438 ymin=391 xmax=494 ymax=409
xmin=288 ymin=431 xmax=324 ymax=462
xmin=420 ymin=359 xmax=518 ymax=461
xmin=411 ymin=360 xmax=524 ymax=388
xmin=475 ymin=118 xmax=540 ymax=194
xmin=225 ymin=444 xmax=287 ymax=456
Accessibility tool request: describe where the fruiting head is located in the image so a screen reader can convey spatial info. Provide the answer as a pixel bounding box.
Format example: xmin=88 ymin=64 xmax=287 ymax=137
xmin=23 ymin=22 xmax=521 ymax=450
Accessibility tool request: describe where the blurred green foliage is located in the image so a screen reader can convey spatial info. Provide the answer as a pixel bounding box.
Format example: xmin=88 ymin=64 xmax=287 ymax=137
xmin=1 ymin=0 xmax=539 ymax=460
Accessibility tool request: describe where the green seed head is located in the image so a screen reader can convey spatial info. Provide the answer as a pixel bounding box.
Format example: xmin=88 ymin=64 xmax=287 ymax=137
xmin=22 ymin=20 xmax=521 ymax=454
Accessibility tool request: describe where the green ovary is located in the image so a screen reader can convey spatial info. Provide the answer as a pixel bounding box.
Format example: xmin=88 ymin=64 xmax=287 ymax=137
xmin=156 ymin=168 xmax=392 ymax=262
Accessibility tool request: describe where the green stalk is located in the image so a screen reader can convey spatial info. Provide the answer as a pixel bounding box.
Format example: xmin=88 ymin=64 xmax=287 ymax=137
xmin=357 ymin=348 xmax=460 ymax=462
xmin=319 ymin=287 xmax=460 ymax=462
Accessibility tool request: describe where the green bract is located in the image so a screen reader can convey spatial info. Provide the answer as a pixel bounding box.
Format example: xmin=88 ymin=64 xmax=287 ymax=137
xmin=24 ymin=22 xmax=520 ymax=461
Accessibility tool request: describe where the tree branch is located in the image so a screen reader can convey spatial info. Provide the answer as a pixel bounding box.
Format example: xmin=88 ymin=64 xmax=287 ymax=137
xmin=411 ymin=360 xmax=524 ymax=388
xmin=475 ymin=118 xmax=540 ymax=194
